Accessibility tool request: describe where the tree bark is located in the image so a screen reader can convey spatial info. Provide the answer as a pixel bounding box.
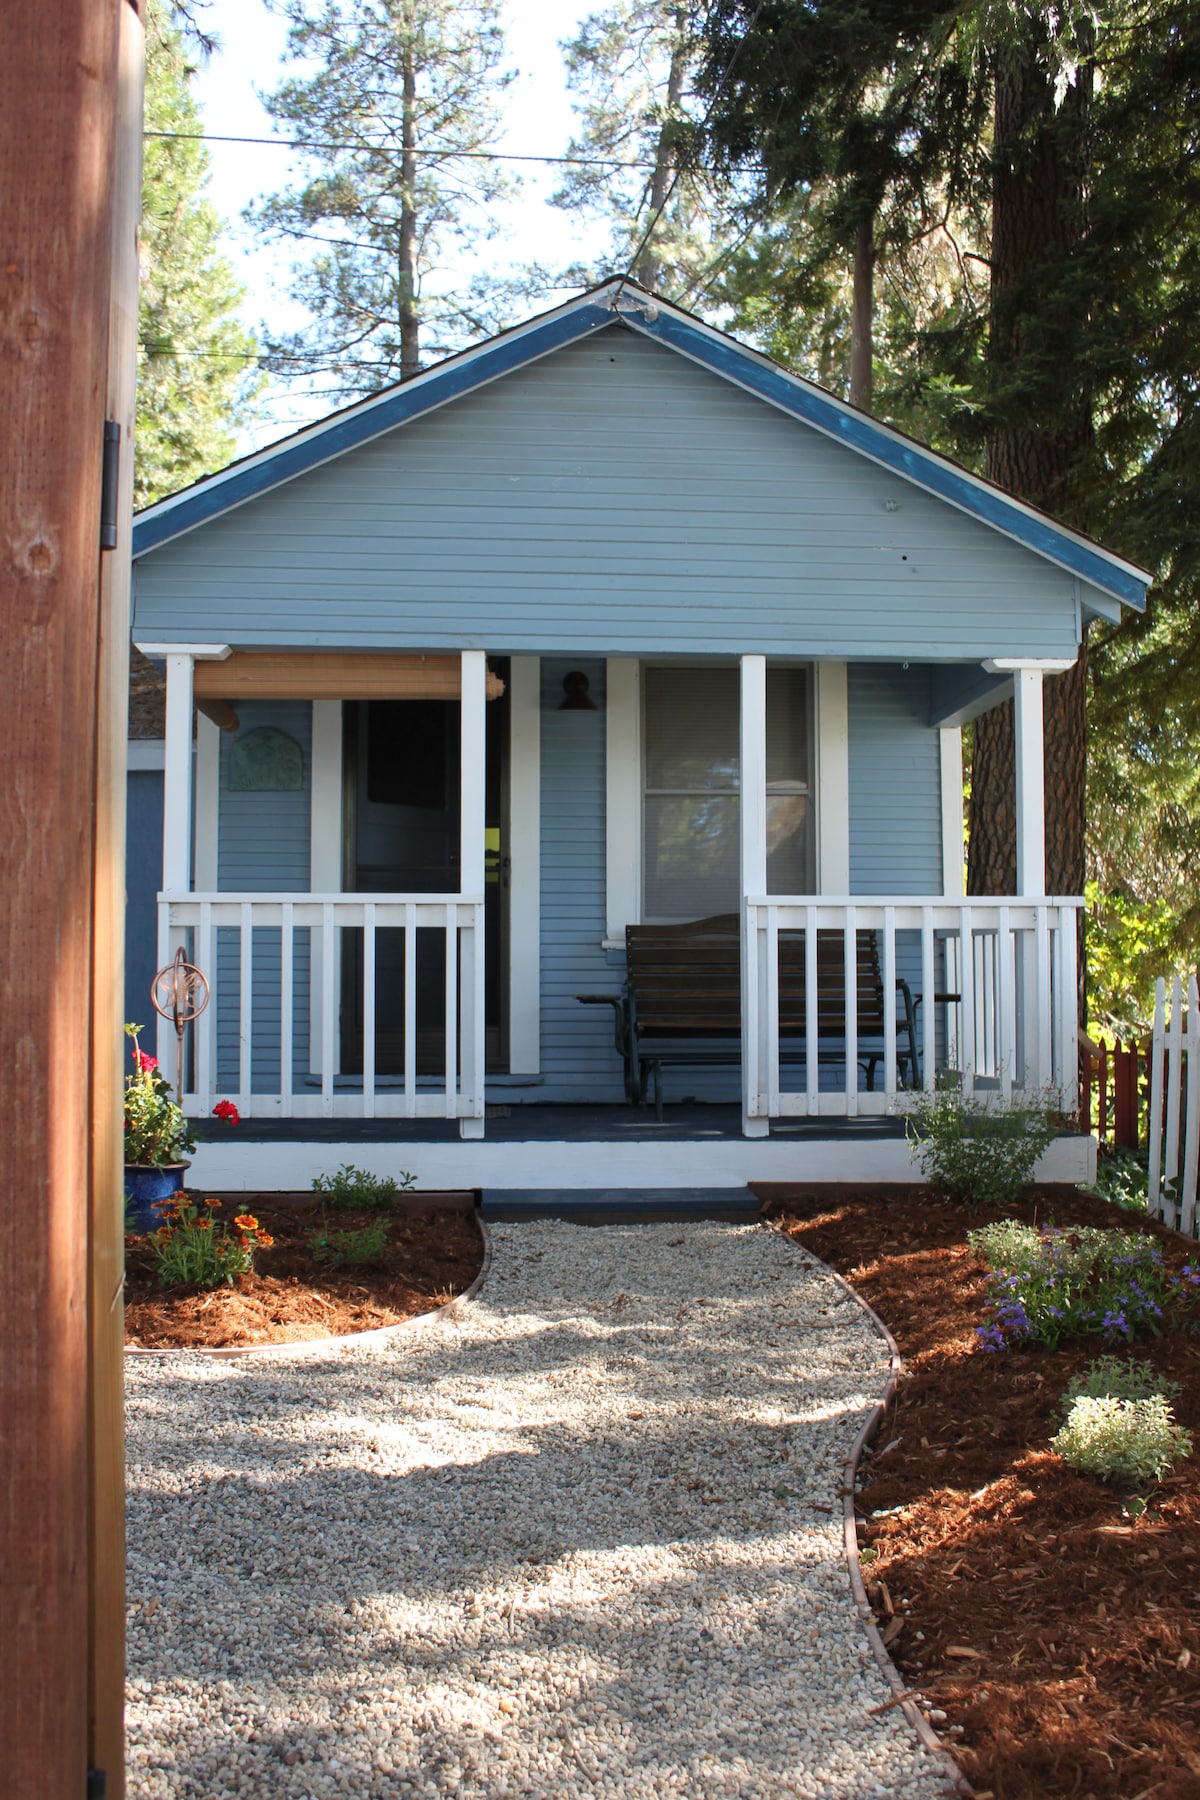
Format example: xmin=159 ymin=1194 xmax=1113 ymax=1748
xmin=969 ymin=29 xmax=1092 ymax=910
xmin=399 ymin=35 xmax=419 ymax=380
xmin=849 ymin=216 xmax=875 ymax=411
xmin=636 ymin=5 xmax=688 ymax=292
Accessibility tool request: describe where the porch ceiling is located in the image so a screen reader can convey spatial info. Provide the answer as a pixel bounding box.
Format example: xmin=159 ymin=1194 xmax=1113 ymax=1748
xmin=191 ymin=650 xmax=506 ymax=703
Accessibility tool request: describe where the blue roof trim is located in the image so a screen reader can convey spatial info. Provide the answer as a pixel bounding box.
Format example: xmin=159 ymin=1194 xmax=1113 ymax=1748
xmin=132 ymin=302 xmax=615 ymax=557
xmin=133 ymin=283 xmax=1148 ymax=612
xmin=633 ymin=311 xmax=1148 ymax=612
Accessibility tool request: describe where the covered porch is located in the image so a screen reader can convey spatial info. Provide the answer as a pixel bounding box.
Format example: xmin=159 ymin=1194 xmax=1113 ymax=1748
xmin=148 ymin=643 xmax=1081 ymax=1167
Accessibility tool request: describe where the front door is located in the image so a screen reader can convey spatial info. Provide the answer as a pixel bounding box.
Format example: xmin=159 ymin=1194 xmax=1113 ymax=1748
xmin=340 ymin=670 xmax=509 ymax=1075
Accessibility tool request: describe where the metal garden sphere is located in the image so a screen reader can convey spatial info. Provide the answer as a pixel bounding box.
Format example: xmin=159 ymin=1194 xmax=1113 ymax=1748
xmin=151 ymin=947 xmax=210 ymax=1103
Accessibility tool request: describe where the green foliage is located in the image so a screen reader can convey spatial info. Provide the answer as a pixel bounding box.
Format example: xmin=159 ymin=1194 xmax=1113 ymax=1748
xmin=905 ymin=1080 xmax=1057 ymax=1205
xmin=151 ymin=1196 xmax=274 ymax=1288
xmin=310 ymin=1219 xmax=390 ymax=1268
xmin=136 ymin=0 xmax=261 ymax=505
xmin=1058 ymin=1354 xmax=1178 ymax=1415
xmin=123 ymin=1023 xmax=195 ymax=1167
xmin=1051 ymin=1392 xmax=1191 ymax=1488
xmin=547 ymin=1 xmax=733 ymax=302
xmin=696 ymin=0 xmax=1200 ymax=983
xmin=310 ymin=1163 xmax=414 ymax=1210
xmin=1085 ymin=1146 xmax=1150 ymax=1215
xmin=251 ymin=0 xmax=516 ymax=398
xmin=1085 ymin=881 xmax=1181 ymax=1038
xmin=967 ymin=1220 xmax=1177 ymax=1352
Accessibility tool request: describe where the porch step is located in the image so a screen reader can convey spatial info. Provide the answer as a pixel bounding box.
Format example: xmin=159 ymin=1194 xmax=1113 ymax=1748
xmin=480 ymin=1187 xmax=763 ymax=1223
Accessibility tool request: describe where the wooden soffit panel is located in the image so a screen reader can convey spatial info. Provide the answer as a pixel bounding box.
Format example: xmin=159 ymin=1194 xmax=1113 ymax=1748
xmin=193 ymin=652 xmax=504 ymax=703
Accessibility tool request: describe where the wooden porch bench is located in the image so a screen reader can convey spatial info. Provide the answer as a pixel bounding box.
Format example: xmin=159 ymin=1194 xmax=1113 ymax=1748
xmin=579 ymin=914 xmax=920 ymax=1119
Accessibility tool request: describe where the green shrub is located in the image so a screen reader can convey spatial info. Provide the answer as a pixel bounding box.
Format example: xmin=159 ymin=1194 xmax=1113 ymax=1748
xmin=906 ymin=1079 xmax=1057 ymax=1205
xmin=968 ymin=1220 xmax=1174 ymax=1352
xmin=1086 ymin=1146 xmax=1149 ymax=1214
xmin=1058 ymin=1354 xmax=1178 ymax=1416
xmin=310 ymin=1163 xmax=414 ymax=1210
xmin=310 ymin=1219 xmax=389 ymax=1268
xmin=1051 ymin=1393 xmax=1191 ymax=1487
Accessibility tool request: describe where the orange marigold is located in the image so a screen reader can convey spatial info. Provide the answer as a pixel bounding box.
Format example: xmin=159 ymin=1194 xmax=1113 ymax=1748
xmin=256 ymin=1232 xmax=275 ymax=1249
xmin=233 ymin=1213 xmax=259 ymax=1232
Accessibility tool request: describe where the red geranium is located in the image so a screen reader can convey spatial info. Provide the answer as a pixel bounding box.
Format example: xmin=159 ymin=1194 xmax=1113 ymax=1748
xmin=213 ymin=1099 xmax=240 ymax=1125
xmin=133 ymin=1048 xmax=158 ymax=1072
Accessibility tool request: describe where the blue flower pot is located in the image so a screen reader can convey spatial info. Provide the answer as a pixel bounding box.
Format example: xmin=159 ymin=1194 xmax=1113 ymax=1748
xmin=124 ymin=1163 xmax=190 ymax=1234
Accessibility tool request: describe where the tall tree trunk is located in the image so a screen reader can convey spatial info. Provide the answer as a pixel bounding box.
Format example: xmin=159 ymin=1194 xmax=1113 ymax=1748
xmin=968 ymin=30 xmax=1093 ymax=912
xmin=399 ymin=37 xmax=419 ymax=380
xmin=849 ymin=216 xmax=874 ymax=411
xmin=636 ymin=6 xmax=688 ymax=291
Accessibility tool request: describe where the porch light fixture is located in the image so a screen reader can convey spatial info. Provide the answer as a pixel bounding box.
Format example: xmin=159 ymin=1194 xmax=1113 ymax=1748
xmin=559 ymin=670 xmax=599 ymax=711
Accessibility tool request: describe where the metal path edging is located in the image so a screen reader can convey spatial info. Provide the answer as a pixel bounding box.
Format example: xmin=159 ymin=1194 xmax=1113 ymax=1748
xmin=124 ymin=1219 xmax=493 ymax=1361
xmin=769 ymin=1221 xmax=974 ymax=1798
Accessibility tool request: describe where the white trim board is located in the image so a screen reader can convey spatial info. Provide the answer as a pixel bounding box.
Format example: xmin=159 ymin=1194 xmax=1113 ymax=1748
xmin=189 ymin=1131 xmax=1094 ymax=1192
xmin=605 ymin=657 xmax=641 ymax=940
xmin=939 ymin=726 xmax=965 ymax=898
xmin=815 ymin=663 xmax=850 ymax=893
xmin=508 ymin=657 xmax=541 ymax=1072
xmin=193 ymin=714 xmax=220 ymax=891
xmin=309 ymin=700 xmax=344 ymax=1079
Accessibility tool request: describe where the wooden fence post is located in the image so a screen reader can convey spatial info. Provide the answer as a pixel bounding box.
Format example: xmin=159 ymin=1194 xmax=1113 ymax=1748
xmin=1113 ymin=1040 xmax=1139 ymax=1150
xmin=0 ymin=3 xmax=139 ymax=1793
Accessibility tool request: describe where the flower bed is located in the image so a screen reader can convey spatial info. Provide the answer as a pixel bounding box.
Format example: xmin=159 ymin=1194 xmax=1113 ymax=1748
xmin=124 ymin=1195 xmax=482 ymax=1349
xmin=756 ymin=1181 xmax=1200 ymax=1799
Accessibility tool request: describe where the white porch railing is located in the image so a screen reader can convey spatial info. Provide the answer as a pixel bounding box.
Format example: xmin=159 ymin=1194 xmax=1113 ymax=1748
xmin=743 ymin=896 xmax=1081 ymax=1122
xmin=157 ymin=893 xmax=486 ymax=1126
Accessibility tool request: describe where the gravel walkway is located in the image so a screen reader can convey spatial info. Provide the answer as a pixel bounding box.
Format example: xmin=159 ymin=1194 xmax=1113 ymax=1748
xmin=125 ymin=1221 xmax=954 ymax=1799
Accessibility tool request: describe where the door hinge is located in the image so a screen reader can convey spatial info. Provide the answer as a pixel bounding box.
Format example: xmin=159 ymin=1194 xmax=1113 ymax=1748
xmin=100 ymin=420 xmax=121 ymax=550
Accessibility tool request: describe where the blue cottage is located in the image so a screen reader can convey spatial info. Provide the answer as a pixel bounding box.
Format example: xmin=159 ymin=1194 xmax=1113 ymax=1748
xmin=128 ymin=280 xmax=1149 ymax=1196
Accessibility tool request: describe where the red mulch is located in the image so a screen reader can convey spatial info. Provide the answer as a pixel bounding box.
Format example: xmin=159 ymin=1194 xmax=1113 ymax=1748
xmin=755 ymin=1183 xmax=1200 ymax=1800
xmin=124 ymin=1197 xmax=483 ymax=1349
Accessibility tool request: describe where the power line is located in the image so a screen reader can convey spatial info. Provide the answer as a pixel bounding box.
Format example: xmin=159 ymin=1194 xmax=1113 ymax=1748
xmin=144 ymin=129 xmax=660 ymax=170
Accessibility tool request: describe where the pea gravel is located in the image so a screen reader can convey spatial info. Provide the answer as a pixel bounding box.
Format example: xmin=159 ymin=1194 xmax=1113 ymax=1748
xmin=125 ymin=1220 xmax=955 ymax=1798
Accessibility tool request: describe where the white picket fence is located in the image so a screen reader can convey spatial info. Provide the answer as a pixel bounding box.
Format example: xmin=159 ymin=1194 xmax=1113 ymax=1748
xmin=1148 ymin=974 xmax=1200 ymax=1236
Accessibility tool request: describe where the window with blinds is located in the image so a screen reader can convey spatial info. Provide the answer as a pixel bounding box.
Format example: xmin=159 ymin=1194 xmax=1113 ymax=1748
xmin=642 ymin=665 xmax=813 ymax=919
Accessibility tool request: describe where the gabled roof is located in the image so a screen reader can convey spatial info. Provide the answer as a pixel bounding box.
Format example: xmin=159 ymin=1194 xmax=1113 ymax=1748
xmin=133 ymin=278 xmax=1149 ymax=612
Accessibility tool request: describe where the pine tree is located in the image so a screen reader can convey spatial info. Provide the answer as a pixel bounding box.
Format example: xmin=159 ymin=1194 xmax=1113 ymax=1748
xmin=251 ymin=0 xmax=516 ymax=398
xmin=136 ymin=0 xmax=261 ymax=507
xmin=697 ymin=2 xmax=1200 ymax=1025
xmin=550 ymin=1 xmax=734 ymax=300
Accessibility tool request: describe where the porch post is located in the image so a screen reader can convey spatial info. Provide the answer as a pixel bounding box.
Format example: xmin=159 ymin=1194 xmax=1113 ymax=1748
xmin=158 ymin=654 xmax=194 ymax=1070
xmin=161 ymin=653 xmax=194 ymax=895
xmin=459 ymin=651 xmax=487 ymax=1138
xmin=1012 ymin=667 xmax=1045 ymax=898
xmin=740 ymin=655 xmax=769 ymax=1137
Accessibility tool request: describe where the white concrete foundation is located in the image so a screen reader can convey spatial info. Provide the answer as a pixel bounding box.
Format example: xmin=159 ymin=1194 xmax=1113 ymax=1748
xmin=189 ymin=1132 xmax=1096 ymax=1193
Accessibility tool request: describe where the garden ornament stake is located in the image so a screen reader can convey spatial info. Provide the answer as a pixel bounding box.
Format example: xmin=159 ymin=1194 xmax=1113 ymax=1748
xmin=151 ymin=947 xmax=210 ymax=1105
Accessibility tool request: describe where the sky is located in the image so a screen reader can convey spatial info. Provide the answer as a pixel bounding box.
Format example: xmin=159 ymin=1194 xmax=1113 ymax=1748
xmin=189 ymin=0 xmax=612 ymax=445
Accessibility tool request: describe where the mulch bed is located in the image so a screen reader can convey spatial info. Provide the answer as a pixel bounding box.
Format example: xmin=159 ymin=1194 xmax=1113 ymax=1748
xmin=124 ymin=1196 xmax=483 ymax=1349
xmin=755 ymin=1183 xmax=1200 ymax=1800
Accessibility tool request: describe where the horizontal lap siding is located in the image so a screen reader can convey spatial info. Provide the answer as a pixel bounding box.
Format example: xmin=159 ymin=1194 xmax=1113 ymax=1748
xmin=216 ymin=702 xmax=312 ymax=1094
xmin=538 ymin=659 xmax=625 ymax=1102
xmin=125 ymin=770 xmax=163 ymax=1049
xmin=134 ymin=329 xmax=1079 ymax=662
xmin=848 ymin=664 xmax=942 ymax=1069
